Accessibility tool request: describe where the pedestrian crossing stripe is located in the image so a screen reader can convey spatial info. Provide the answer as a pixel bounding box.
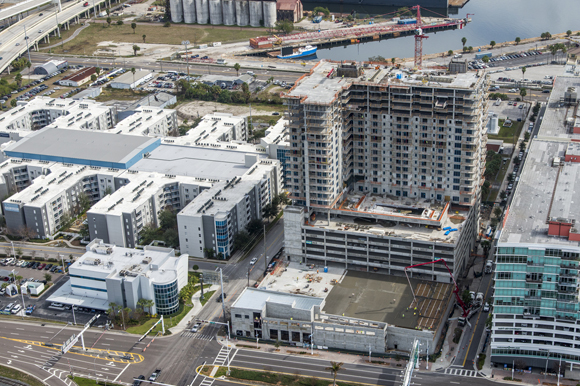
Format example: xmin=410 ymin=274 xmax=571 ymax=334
xmin=443 ymin=368 xmax=478 ymax=377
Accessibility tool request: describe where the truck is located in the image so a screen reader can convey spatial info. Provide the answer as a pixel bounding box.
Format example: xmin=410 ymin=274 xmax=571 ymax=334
xmin=475 ymin=52 xmax=492 ymax=60
xmin=485 ymin=260 xmax=493 ymax=274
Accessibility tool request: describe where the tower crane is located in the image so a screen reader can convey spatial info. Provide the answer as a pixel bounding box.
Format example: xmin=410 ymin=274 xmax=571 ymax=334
xmin=411 ymin=5 xmax=428 ymax=69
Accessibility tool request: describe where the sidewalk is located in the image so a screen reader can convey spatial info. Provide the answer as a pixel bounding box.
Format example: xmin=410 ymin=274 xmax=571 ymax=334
xmin=169 ymin=284 xmax=220 ymax=334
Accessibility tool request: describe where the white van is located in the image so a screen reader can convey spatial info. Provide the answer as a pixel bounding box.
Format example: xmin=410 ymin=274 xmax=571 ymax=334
xmin=216 ymin=59 xmax=227 ymax=65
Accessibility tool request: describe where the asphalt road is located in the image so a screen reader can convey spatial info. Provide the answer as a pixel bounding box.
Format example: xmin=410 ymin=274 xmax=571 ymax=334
xmin=0 ymin=240 xmax=85 ymax=260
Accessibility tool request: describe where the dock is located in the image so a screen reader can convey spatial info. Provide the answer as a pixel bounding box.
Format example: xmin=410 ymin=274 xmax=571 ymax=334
xmin=245 ymin=17 xmax=469 ymax=56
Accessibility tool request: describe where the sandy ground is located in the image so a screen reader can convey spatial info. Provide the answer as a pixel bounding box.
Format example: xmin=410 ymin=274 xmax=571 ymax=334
xmin=95 ymin=40 xmax=182 ymax=57
xmin=176 ymin=100 xmax=275 ymax=120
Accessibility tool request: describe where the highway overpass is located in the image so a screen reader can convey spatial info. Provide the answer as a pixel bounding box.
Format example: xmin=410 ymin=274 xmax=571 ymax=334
xmin=0 ymin=0 xmax=119 ymax=74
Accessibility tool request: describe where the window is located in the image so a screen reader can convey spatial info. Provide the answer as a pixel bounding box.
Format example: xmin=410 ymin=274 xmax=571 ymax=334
xmin=235 ymin=314 xmax=242 ymax=318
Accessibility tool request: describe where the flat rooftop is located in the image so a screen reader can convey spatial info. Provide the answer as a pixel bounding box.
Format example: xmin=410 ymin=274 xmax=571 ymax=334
xmin=112 ymin=70 xmax=151 ymax=85
xmin=287 ymin=60 xmax=482 ymax=105
xmin=538 ymin=76 xmax=580 ymax=139
xmin=130 ymin=144 xmax=264 ymax=179
xmin=499 ymin=139 xmax=580 ymax=245
xmin=4 ymin=127 xmax=160 ymax=169
xmin=232 ymin=287 xmax=324 ymax=312
xmin=322 ymin=271 xmax=452 ymax=330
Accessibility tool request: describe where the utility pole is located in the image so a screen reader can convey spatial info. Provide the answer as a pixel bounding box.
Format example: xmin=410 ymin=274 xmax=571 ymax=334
xmin=23 ymin=24 xmax=32 ymax=71
xmin=200 ymin=274 xmax=204 ymax=300
xmin=219 ymin=268 xmax=226 ymax=319
xmin=263 ymin=223 xmax=267 ymax=272
xmin=181 ymin=40 xmax=190 ymax=77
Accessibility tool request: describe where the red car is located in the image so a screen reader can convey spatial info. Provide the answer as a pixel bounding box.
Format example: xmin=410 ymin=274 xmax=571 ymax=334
xmin=38 ymin=263 xmax=46 ymax=270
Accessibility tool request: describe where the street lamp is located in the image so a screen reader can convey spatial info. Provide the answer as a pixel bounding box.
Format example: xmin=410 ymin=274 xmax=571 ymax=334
xmin=181 ymin=40 xmax=190 ymax=77
xmin=10 ymin=241 xmax=15 ymax=260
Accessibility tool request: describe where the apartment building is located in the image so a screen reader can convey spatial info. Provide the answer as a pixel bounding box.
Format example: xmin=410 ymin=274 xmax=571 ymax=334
xmin=282 ymin=61 xmax=487 ymax=279
xmin=0 ymin=97 xmax=116 ymax=132
xmin=177 ymin=159 xmax=281 ymax=258
xmin=261 ymin=119 xmax=290 ymax=186
xmin=112 ymin=107 xmax=178 ymax=137
xmin=491 ymin=76 xmax=580 ymax=370
xmin=181 ymin=112 xmax=248 ymax=143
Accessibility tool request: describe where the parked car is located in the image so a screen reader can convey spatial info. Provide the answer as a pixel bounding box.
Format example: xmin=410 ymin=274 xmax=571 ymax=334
xmin=483 ymin=302 xmax=490 ymax=312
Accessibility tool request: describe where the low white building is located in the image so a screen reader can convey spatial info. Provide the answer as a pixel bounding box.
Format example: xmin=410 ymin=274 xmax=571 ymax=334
xmin=47 ymin=239 xmax=188 ymax=314
xmin=110 ymin=71 xmax=153 ymax=89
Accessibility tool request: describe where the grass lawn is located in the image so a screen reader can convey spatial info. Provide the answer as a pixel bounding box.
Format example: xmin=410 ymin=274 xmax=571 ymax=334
xmin=126 ymin=303 xmax=192 ymax=335
xmin=200 ymin=290 xmax=215 ymax=306
xmin=38 ymin=22 xmax=85 ymax=50
xmin=71 ymin=376 xmax=123 ymax=386
xmin=47 ymin=23 xmax=265 ymax=55
xmin=0 ymin=365 xmax=45 ymax=386
xmin=204 ymin=366 xmax=368 ymax=386
xmin=488 ymin=120 xmax=524 ymax=144
xmin=94 ymin=87 xmax=148 ymax=102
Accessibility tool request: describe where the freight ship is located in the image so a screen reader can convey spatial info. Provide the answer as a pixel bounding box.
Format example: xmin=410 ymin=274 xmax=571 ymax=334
xmin=277 ymin=45 xmax=318 ymax=59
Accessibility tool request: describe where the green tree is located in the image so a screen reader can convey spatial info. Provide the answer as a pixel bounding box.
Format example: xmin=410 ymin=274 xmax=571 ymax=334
xmin=117 ymin=20 xmax=123 ymax=25
xmin=10 ymin=99 xmax=16 ymax=108
xmin=567 ymin=30 xmax=572 ymax=37
xmin=136 ymin=298 xmax=147 ymax=317
xmin=461 ymin=36 xmax=467 ymax=49
xmin=519 ymin=141 xmax=526 ymax=152
xmin=95 ymin=67 xmax=101 ymax=76
xmin=494 ymin=207 xmax=502 ymax=218
xmin=131 ymin=22 xmax=137 ymax=34
xmin=233 ymin=230 xmax=250 ymax=251
xmin=142 ymin=299 xmax=154 ymax=315
xmin=447 ymin=49 xmax=454 ymax=56
xmin=15 ymin=247 xmax=23 ymax=258
xmin=274 ymin=19 xmax=294 ymax=34
xmin=521 ymin=66 xmax=526 ymax=78
xmin=15 ymin=73 xmax=22 ymax=88
xmin=520 ymin=88 xmax=527 ymax=101
xmin=142 ymin=34 xmax=146 ymax=43
xmin=78 ymin=192 xmax=91 ymax=213
xmin=499 ymin=190 xmax=507 ymax=200
xmin=482 ymin=55 xmax=490 ymax=63
xmin=131 ymin=67 xmax=136 ymax=86
xmin=164 ymin=21 xmax=170 ymax=27
xmin=159 ymin=209 xmax=177 ymax=230
xmin=312 ymin=6 xmax=330 ymax=17
xmin=204 ymin=248 xmax=215 ymax=259
xmin=325 ymin=362 xmax=344 ymax=386
xmin=132 ymin=45 xmax=140 ymax=56
xmin=233 ymin=63 xmax=241 ymax=76
xmin=91 ymin=74 xmax=97 ymax=82
xmin=163 ymin=228 xmax=179 ymax=247
xmin=108 ymin=302 xmax=119 ymax=319
xmin=490 ymin=40 xmax=496 ymax=49
xmin=462 ymin=289 xmax=471 ymax=306
xmin=192 ymin=265 xmax=199 ymax=271
xmin=391 ymin=57 xmax=396 ymax=66
xmin=246 ymin=219 xmax=262 ymax=234
xmin=524 ymin=132 xmax=531 ymax=141
xmin=44 ymin=273 xmax=52 ymax=283
xmin=106 ymin=17 xmax=112 ymax=27
xmin=515 ymin=36 xmax=521 ymax=45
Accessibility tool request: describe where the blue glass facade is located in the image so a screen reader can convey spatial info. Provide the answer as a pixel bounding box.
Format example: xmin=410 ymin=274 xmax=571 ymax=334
xmin=153 ymin=280 xmax=179 ymax=315
xmin=216 ymin=218 xmax=230 ymax=257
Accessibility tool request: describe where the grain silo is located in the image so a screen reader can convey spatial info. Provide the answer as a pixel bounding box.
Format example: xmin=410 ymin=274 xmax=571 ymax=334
xmin=170 ymin=0 xmax=183 ymax=22
xmin=182 ymin=0 xmax=196 ymax=23
xmin=235 ymin=0 xmax=249 ymax=26
xmin=262 ymin=0 xmax=276 ymax=27
xmin=222 ymin=0 xmax=236 ymax=25
xmin=195 ymin=0 xmax=209 ymax=23
xmin=209 ymin=0 xmax=223 ymax=24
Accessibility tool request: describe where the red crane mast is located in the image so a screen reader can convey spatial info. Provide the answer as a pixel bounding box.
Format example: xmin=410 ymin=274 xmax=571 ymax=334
xmin=411 ymin=5 xmax=429 ymax=69
xmin=404 ymin=258 xmax=469 ymax=318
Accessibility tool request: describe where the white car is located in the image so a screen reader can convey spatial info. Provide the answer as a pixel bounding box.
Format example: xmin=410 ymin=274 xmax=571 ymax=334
xmin=250 ymin=257 xmax=258 ymax=265
xmin=11 ymin=304 xmax=22 ymax=314
xmin=191 ymin=322 xmax=201 ymax=333
xmin=483 ymin=302 xmax=490 ymax=312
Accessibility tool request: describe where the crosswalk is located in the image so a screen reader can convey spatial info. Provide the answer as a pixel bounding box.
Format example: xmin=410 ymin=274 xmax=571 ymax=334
xmin=213 ymin=345 xmax=234 ymax=366
xmin=180 ymin=330 xmax=215 ymax=341
xmin=43 ymin=353 xmax=63 ymax=369
xmin=443 ymin=368 xmax=479 ymax=377
xmin=42 ymin=367 xmax=76 ymax=386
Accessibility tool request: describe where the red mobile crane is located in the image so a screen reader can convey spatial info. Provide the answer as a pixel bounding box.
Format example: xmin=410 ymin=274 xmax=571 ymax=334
xmin=404 ymin=258 xmax=471 ymax=325
xmin=411 ymin=5 xmax=429 ymax=69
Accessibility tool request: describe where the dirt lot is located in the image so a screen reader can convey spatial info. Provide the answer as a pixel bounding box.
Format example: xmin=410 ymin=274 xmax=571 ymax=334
xmin=177 ymin=100 xmax=278 ymax=120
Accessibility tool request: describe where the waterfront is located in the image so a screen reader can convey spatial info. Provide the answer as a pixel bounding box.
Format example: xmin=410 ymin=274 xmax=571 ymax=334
xmin=312 ymin=0 xmax=579 ymax=61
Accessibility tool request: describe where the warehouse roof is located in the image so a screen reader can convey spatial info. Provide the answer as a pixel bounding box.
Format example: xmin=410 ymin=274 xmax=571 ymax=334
xmin=4 ymin=127 xmax=160 ymax=168
xmin=112 ymin=70 xmax=151 ymax=85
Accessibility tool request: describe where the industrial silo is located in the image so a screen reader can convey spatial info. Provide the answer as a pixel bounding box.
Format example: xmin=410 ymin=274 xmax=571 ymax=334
xmin=170 ymin=0 xmax=183 ymax=23
xmin=248 ymin=0 xmax=262 ymax=27
xmin=235 ymin=0 xmax=249 ymax=26
xmin=262 ymin=0 xmax=276 ymax=27
xmin=195 ymin=0 xmax=209 ymax=24
xmin=182 ymin=0 xmax=196 ymax=23
xmin=222 ymin=0 xmax=236 ymax=25
xmin=209 ymin=0 xmax=223 ymax=24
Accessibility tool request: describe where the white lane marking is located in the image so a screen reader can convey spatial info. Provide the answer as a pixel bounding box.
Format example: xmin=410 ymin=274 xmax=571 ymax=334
xmin=43 ymin=374 xmax=55 ymax=382
xmin=101 ymin=343 xmax=110 ymax=346
xmin=450 ymin=382 xmax=460 ymax=384
xmin=16 ymin=328 xmax=24 ymax=330
xmin=105 ymin=338 xmax=114 ymax=340
xmin=114 ymin=362 xmax=131 ymax=382
xmin=10 ymin=333 xmax=19 ymax=335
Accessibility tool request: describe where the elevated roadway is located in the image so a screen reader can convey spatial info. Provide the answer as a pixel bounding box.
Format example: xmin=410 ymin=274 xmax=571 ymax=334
xmin=0 ymin=0 xmax=118 ymax=74
xmin=0 ymin=0 xmax=55 ymax=25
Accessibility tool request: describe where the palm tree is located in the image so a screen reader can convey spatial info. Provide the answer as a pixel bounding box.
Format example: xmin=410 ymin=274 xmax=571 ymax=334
xmin=233 ymin=62 xmax=241 ymax=76
xmin=461 ymin=36 xmax=467 ymax=49
xmin=106 ymin=17 xmax=112 ymax=27
xmin=325 ymin=362 xmax=343 ymax=386
xmin=15 ymin=73 xmax=22 ymax=87
xmin=520 ymin=88 xmax=527 ymax=101
xmin=521 ymin=66 xmax=526 ymax=78
xmin=108 ymin=302 xmax=118 ymax=319
xmin=132 ymin=45 xmax=140 ymax=56
xmin=566 ymin=30 xmax=572 ymax=37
